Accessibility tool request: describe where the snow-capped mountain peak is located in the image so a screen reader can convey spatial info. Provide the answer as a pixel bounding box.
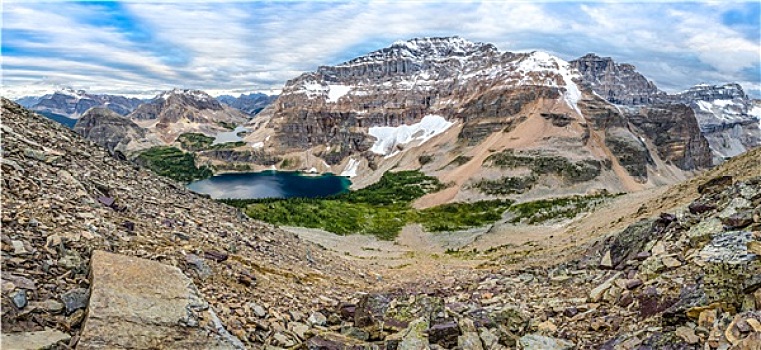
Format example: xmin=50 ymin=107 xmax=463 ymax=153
xmin=328 ymin=36 xmax=497 ymax=71
xmin=53 ymin=87 xmax=89 ymax=101
xmin=288 ymin=38 xmax=585 ymax=113
xmin=514 ymin=51 xmax=583 ymax=113
xmin=155 ymin=88 xmax=216 ymax=103
xmin=387 ymin=36 xmax=492 ymax=58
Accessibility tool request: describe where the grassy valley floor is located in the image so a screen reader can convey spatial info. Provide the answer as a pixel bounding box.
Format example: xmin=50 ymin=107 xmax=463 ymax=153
xmin=221 ymin=170 xmax=619 ymax=241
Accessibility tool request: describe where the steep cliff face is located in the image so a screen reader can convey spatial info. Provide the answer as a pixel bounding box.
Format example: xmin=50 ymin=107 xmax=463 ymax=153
xmin=130 ymin=89 xmax=249 ymax=143
xmin=73 ymin=108 xmax=162 ymax=158
xmin=624 ymin=104 xmax=713 ymax=170
xmin=570 ymin=53 xmax=664 ymax=105
xmin=570 ymin=55 xmax=760 ymax=163
xmin=27 ymin=88 xmax=143 ymax=118
xmin=665 ymin=84 xmax=761 ymax=162
xmin=251 ymin=37 xmax=505 ymax=153
xmin=248 ymin=37 xmax=585 ymax=157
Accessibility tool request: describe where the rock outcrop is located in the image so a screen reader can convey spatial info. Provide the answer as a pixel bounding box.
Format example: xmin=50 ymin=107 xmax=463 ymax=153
xmin=624 ymin=103 xmax=713 ymax=170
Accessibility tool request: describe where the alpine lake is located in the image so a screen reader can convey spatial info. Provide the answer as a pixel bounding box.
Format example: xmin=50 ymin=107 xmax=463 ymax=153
xmin=186 ymin=171 xmax=351 ymax=199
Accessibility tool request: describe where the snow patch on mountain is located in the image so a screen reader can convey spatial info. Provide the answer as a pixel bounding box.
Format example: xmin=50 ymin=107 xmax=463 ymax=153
xmin=327 ymin=85 xmax=352 ymax=103
xmin=340 ymin=158 xmax=360 ymax=177
xmin=300 ymin=81 xmax=327 ymax=99
xmin=157 ymin=89 xmax=215 ymax=102
xmin=212 ymin=126 xmax=248 ymax=145
xmin=748 ymin=106 xmax=760 ymax=119
xmin=369 ymin=115 xmax=454 ymax=157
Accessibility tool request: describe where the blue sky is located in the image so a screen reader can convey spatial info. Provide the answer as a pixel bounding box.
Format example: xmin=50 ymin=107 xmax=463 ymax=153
xmin=2 ymin=1 xmax=760 ymax=98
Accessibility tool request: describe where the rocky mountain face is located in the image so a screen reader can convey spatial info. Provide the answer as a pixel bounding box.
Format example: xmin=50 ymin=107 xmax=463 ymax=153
xmin=570 ymin=55 xmax=761 ymax=164
xmin=73 ymin=107 xmax=163 ymax=159
xmin=3 ymin=99 xmax=760 ymax=349
xmin=22 ymin=88 xmax=143 ymax=118
xmin=570 ymin=53 xmax=665 ymax=105
xmin=217 ymin=93 xmax=278 ymax=116
xmin=130 ymin=89 xmax=249 ymax=143
xmin=665 ymin=83 xmax=761 ymax=163
xmin=242 ymin=37 xmax=712 ymax=204
xmin=71 ymin=89 xmax=253 ymax=162
xmin=623 ymin=104 xmax=713 ymax=171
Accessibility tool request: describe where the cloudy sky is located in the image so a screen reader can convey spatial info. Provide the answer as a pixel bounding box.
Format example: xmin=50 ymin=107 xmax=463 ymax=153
xmin=2 ymin=0 xmax=760 ymax=98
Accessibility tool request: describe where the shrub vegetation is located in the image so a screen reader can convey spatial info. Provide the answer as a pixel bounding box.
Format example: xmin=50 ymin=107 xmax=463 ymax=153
xmin=136 ymin=146 xmax=213 ymax=182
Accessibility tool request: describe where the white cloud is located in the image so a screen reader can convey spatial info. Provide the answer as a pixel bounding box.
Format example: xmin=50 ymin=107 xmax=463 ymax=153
xmin=2 ymin=1 xmax=759 ymax=98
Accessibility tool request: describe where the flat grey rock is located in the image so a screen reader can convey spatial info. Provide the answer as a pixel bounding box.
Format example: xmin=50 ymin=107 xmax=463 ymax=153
xmin=78 ymin=250 xmax=242 ymax=350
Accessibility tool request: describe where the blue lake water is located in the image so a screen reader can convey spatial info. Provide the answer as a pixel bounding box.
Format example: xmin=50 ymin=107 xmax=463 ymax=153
xmin=187 ymin=171 xmax=351 ymax=199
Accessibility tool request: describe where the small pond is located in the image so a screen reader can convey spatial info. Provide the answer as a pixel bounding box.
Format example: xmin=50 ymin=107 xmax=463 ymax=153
xmin=212 ymin=126 xmax=249 ymax=145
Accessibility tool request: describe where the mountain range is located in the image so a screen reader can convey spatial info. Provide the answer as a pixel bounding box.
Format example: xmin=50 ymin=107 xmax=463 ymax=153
xmin=216 ymin=93 xmax=278 ymax=116
xmin=17 ymin=87 xmax=143 ymax=118
xmin=239 ymin=37 xmax=759 ymax=204
xmin=11 ymin=37 xmax=761 ymax=204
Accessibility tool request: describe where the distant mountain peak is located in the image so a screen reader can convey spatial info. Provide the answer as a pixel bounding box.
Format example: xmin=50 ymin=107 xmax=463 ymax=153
xmin=681 ymin=83 xmax=746 ymax=99
xmin=329 ymin=36 xmax=497 ymax=71
xmin=387 ymin=36 xmax=490 ymax=55
xmin=570 ymin=53 xmax=662 ymax=105
xmin=156 ymin=88 xmax=215 ymax=102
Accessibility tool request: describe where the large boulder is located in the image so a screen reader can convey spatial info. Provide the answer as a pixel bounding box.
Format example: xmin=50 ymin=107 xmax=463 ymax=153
xmin=77 ymin=251 xmax=243 ymax=349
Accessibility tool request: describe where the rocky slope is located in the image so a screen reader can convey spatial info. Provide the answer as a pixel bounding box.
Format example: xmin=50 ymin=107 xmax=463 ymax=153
xmin=3 ymin=99 xmax=759 ymax=349
xmin=0 ymin=99 xmax=369 ymax=348
xmin=21 ymin=88 xmax=143 ymax=118
xmin=241 ymin=37 xmax=711 ymax=205
xmin=217 ymin=93 xmax=278 ymax=116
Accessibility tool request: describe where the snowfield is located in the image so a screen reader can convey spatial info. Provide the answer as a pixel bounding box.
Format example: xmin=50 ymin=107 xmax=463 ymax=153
xmin=368 ymin=115 xmax=454 ymax=157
